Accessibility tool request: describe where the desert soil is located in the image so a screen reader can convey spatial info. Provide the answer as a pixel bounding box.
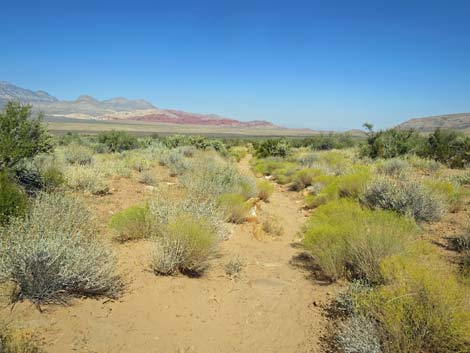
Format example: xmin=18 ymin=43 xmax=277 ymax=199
xmin=1 ymin=156 xmax=342 ymax=353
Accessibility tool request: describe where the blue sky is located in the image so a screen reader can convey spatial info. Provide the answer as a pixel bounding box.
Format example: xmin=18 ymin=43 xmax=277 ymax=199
xmin=1 ymin=0 xmax=469 ymax=130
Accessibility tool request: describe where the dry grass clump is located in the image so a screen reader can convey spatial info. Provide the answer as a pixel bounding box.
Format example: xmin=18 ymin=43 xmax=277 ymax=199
xmin=356 ymin=243 xmax=470 ymax=353
xmin=63 ymin=143 xmax=94 ymax=165
xmin=108 ymin=204 xmax=153 ymax=241
xmin=423 ymin=178 xmax=462 ymax=212
xmin=149 ymin=190 xmax=225 ymax=276
xmin=0 ymin=193 xmax=120 ymax=304
xmin=302 ymin=199 xmax=418 ymax=283
xmin=256 ymin=179 xmax=274 ymax=201
xmin=217 ymin=193 xmax=251 ymax=224
xmin=0 ymin=324 xmax=43 ymax=353
xmin=224 ymin=256 xmax=245 ymax=278
xmin=377 ymin=158 xmax=410 ymax=177
xmin=64 ymin=165 xmax=109 ymax=195
xmin=291 ymin=168 xmax=322 ymax=190
xmin=262 ymin=214 xmax=283 ymax=236
xmin=159 ymin=150 xmax=190 ymax=176
xmin=137 ymin=171 xmax=157 ymax=186
xmin=361 ymin=176 xmax=445 ymax=222
xmin=152 ymin=214 xmax=218 ymax=276
xmin=180 ymin=153 xmax=256 ymax=199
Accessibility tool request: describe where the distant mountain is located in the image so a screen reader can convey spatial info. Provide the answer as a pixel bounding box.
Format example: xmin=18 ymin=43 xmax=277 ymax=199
xmin=0 ymin=81 xmax=276 ymax=128
xmin=0 ymin=81 xmax=58 ymax=106
xmin=397 ymin=113 xmax=470 ymax=132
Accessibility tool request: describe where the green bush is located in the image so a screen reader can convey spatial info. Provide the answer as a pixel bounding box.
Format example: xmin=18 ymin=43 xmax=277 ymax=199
xmin=97 ymin=130 xmax=138 ymax=152
xmin=0 ymin=102 xmax=52 ymax=170
xmin=422 ymin=128 xmax=470 ymax=168
xmin=0 ymin=193 xmax=120 ymax=303
xmin=292 ymin=133 xmax=356 ymax=150
xmin=302 ymin=199 xmax=418 ymax=283
xmin=356 ymin=243 xmax=470 ymax=353
xmin=41 ymin=165 xmax=64 ymax=191
xmin=361 ymin=124 xmax=423 ymax=159
xmin=361 ymin=176 xmax=445 ymax=222
xmin=255 ymin=139 xmax=290 ymax=158
xmin=0 ymin=172 xmax=28 ymax=225
xmin=256 ymin=179 xmax=274 ymax=201
xmin=217 ymin=193 xmax=251 ymax=224
xmin=152 ymin=213 xmax=218 ymax=276
xmin=109 ymin=204 xmax=152 ymax=241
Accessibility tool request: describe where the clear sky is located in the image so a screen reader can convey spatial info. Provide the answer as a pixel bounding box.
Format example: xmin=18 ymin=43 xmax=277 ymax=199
xmin=1 ymin=0 xmax=469 ymax=130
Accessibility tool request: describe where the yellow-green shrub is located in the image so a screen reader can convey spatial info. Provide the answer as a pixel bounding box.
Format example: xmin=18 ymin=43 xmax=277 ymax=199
xmin=357 ymin=243 xmax=470 ymax=353
xmin=229 ymin=146 xmax=248 ymax=162
xmin=152 ymin=213 xmax=218 ymax=275
xmin=256 ymin=179 xmax=274 ymax=201
xmin=423 ymin=179 xmax=462 ymax=212
xmin=108 ymin=204 xmax=152 ymax=241
xmin=336 ymin=168 xmax=371 ymax=198
xmin=304 ymin=181 xmax=339 ymax=209
xmin=302 ymin=199 xmax=418 ymax=283
xmin=217 ymin=193 xmax=251 ymax=223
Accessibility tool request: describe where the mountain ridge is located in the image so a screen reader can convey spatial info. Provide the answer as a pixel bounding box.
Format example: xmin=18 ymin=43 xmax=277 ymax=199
xmin=0 ymin=81 xmax=277 ymax=129
xmin=397 ymin=113 xmax=470 ymax=132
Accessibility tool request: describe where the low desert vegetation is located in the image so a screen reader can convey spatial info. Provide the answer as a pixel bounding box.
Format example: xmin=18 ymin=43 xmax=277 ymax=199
xmin=1 ymin=102 xmax=470 ymax=352
xmin=256 ymin=179 xmax=274 ymax=201
xmin=0 ymin=193 xmax=120 ymax=304
xmin=108 ymin=204 xmax=153 ymax=241
xmin=152 ymin=213 xmax=219 ymax=276
xmin=217 ymin=193 xmax=251 ymax=224
xmin=302 ymin=199 xmax=418 ymax=284
xmin=0 ymin=323 xmax=43 ymax=353
xmin=252 ymin=129 xmax=470 ymax=352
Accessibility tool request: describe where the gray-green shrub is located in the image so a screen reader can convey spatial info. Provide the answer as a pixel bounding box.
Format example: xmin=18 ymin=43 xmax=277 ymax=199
xmin=63 ymin=143 xmax=94 ymax=165
xmin=361 ymin=177 xmax=445 ymax=222
xmin=0 ymin=193 xmax=120 ymax=303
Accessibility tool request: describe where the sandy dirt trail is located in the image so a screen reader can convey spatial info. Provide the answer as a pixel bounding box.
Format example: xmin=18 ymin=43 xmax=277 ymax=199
xmin=2 ymin=156 xmax=339 ymax=353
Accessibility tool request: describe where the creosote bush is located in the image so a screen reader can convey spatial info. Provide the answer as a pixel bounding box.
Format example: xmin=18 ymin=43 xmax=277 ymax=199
xmin=0 ymin=102 xmax=52 ymax=170
xmin=361 ymin=176 xmax=445 ymax=222
xmin=302 ymin=199 xmax=418 ymax=283
xmin=0 ymin=193 xmax=120 ymax=304
xmin=109 ymin=204 xmax=153 ymax=241
xmin=97 ymin=130 xmax=139 ymax=152
xmin=256 ymin=179 xmax=274 ymax=201
xmin=0 ymin=172 xmax=28 ymax=225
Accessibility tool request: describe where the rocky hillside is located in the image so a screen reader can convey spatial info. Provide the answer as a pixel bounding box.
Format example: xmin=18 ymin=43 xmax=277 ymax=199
xmin=0 ymin=82 xmax=276 ymax=128
xmin=398 ymin=113 xmax=470 ymax=132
